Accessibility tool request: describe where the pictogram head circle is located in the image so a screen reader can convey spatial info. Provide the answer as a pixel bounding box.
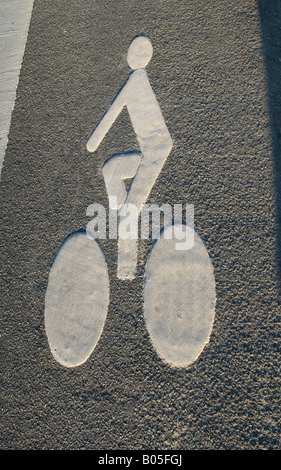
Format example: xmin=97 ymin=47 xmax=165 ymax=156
xmin=127 ymin=35 xmax=153 ymax=70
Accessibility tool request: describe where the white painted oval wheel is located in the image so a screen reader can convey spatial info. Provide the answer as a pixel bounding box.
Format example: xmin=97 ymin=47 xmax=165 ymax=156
xmin=144 ymin=224 xmax=216 ymax=368
xmin=45 ymin=232 xmax=109 ymax=367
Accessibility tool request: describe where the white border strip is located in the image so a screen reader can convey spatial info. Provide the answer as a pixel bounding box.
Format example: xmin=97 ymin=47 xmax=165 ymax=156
xmin=0 ymin=0 xmax=34 ymax=177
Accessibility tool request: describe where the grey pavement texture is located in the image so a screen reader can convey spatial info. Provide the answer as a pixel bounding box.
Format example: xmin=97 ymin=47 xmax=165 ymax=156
xmin=1 ymin=0 xmax=280 ymax=449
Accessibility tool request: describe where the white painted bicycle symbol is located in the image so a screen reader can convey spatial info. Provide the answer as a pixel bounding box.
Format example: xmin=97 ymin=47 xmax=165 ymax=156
xmin=44 ymin=36 xmax=216 ymax=369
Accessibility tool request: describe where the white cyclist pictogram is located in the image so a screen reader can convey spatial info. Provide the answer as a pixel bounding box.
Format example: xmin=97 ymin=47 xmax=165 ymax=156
xmin=44 ymin=36 xmax=216 ymax=369
xmin=87 ymin=35 xmax=173 ymax=280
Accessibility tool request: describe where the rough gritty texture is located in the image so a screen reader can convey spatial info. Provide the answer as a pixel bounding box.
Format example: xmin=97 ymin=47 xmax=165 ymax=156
xmin=1 ymin=0 xmax=280 ymax=450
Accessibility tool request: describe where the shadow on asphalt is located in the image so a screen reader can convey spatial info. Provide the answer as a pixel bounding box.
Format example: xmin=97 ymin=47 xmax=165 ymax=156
xmin=257 ymin=0 xmax=281 ymax=293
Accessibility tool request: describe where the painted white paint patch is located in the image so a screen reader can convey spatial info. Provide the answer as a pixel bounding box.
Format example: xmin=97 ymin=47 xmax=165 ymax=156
xmin=87 ymin=36 xmax=173 ymax=280
xmin=144 ymin=224 xmax=216 ymax=368
xmin=45 ymin=232 xmax=109 ymax=368
xmin=0 ymin=0 xmax=34 ymax=176
xmin=103 ymin=152 xmax=142 ymax=210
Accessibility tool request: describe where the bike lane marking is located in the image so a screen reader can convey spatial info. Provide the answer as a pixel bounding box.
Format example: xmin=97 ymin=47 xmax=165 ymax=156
xmin=0 ymin=0 xmax=34 ymax=177
xmin=44 ymin=36 xmax=216 ymax=369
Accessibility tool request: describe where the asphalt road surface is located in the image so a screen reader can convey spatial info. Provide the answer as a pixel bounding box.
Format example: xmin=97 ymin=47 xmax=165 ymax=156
xmin=1 ymin=0 xmax=280 ymax=450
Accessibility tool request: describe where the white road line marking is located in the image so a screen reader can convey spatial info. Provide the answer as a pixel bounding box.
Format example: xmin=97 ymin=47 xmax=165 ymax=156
xmin=0 ymin=0 xmax=34 ymax=177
